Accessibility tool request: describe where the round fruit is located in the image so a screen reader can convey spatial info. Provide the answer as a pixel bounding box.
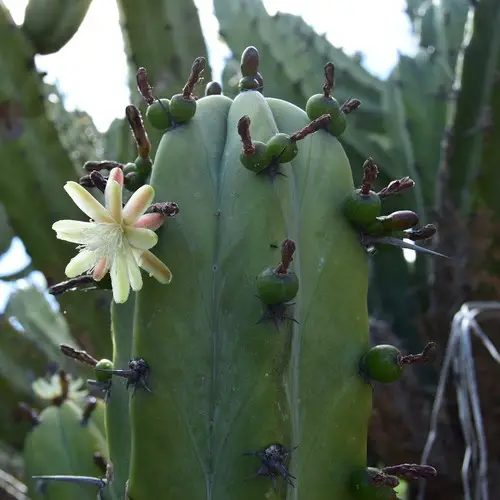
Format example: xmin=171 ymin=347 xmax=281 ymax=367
xmin=240 ymin=46 xmax=260 ymax=76
xmin=146 ymin=98 xmax=172 ymax=130
xmin=256 ymin=266 xmax=299 ymax=305
xmin=360 ymin=345 xmax=403 ymax=383
xmin=343 ymin=189 xmax=382 ymax=226
xmin=169 ymin=94 xmax=197 ymax=123
xmin=123 ymin=162 xmax=136 ymax=176
xmin=205 ymin=81 xmax=222 ymax=96
xmin=238 ymin=76 xmax=260 ymax=91
xmin=349 ymin=468 xmax=398 ymax=500
xmin=124 ymin=172 xmax=143 ymax=192
xmin=95 ymin=359 xmax=114 ymax=383
xmin=240 ymin=141 xmax=269 ymax=173
xmin=328 ymin=110 xmax=347 ymax=137
xmin=266 ymin=133 xmax=298 ymax=164
xmin=305 ymin=93 xmax=341 ymax=121
xmin=134 ymin=156 xmax=153 ymax=177
xmin=378 ymin=210 xmax=419 ymax=232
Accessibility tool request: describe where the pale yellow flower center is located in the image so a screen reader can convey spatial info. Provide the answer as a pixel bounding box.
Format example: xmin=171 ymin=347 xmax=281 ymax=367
xmin=78 ymin=222 xmax=125 ymax=269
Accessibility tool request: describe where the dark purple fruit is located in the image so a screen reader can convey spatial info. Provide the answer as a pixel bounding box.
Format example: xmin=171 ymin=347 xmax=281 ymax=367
xmin=256 ymin=267 xmax=299 ymax=305
xmin=266 ymin=133 xmax=298 ymax=164
xmin=95 ymin=359 xmax=114 ymax=383
xmin=240 ymin=141 xmax=269 ymax=173
xmin=350 ymin=468 xmax=398 ymax=499
xmin=360 ymin=345 xmax=403 ymax=383
xmin=378 ymin=210 xmax=419 ymax=231
xmin=239 ymin=76 xmax=260 ymax=91
xmin=146 ymin=98 xmax=172 ymax=130
xmin=343 ymin=189 xmax=382 ymax=226
xmin=205 ymin=81 xmax=222 ymax=96
xmin=169 ymin=94 xmax=197 ymax=123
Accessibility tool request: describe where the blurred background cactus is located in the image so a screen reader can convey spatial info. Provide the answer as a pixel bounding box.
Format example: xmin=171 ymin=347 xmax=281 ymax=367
xmin=0 ymin=0 xmax=499 ymax=498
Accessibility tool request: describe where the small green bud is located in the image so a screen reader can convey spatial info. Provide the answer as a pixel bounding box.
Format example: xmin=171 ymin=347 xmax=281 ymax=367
xmin=94 ymin=359 xmax=114 ymax=383
xmin=343 ymin=189 xmax=382 ymax=226
xmin=256 ymin=266 xmax=299 ymax=305
xmin=360 ymin=345 xmax=403 ymax=383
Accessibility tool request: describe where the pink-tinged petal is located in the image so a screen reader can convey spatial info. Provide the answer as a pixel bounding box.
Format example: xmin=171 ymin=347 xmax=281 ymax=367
xmin=122 ymin=185 xmax=155 ymax=224
xmin=108 ymin=167 xmax=124 ymax=187
xmin=105 ymin=179 xmax=123 ymax=223
xmin=125 ymin=249 xmax=143 ymax=291
xmin=110 ymin=250 xmax=130 ymax=303
xmin=134 ymin=213 xmax=165 ymax=231
xmin=92 ymin=257 xmax=109 ymax=281
xmin=65 ymin=250 xmax=95 ymax=278
xmin=52 ymin=220 xmax=95 ymax=244
xmin=64 ymin=182 xmax=113 ymax=223
xmin=124 ymin=226 xmax=158 ymax=250
xmin=135 ymin=249 xmax=172 ymax=284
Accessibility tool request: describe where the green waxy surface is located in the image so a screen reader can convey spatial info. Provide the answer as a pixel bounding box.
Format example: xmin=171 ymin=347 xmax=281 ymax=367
xmin=122 ymin=91 xmax=371 ymax=499
xmin=105 ymin=299 xmax=135 ymax=500
xmin=24 ymin=401 xmax=105 ymax=500
xmin=256 ymin=266 xmax=299 ymax=305
xmin=361 ymin=345 xmax=403 ymax=384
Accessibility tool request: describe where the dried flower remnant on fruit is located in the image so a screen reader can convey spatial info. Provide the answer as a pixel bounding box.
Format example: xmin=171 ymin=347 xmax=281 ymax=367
xmin=52 ymin=167 xmax=174 ymax=303
xmin=126 ymin=105 xmax=151 ymax=159
xmin=361 ymin=157 xmax=379 ymax=195
xmin=136 ymin=67 xmax=154 ymax=105
xmin=377 ymin=176 xmax=415 ymax=199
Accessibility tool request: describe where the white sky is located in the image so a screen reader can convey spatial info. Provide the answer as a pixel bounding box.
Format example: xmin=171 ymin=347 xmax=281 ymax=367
xmin=4 ymin=0 xmax=417 ymax=132
xmin=0 ymin=0 xmax=417 ymax=306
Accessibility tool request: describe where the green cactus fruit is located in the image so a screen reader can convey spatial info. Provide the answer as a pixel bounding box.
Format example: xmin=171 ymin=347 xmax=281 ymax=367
xmin=239 ymin=76 xmax=260 ymax=91
xmin=328 ymin=110 xmax=347 ymax=137
xmin=24 ymin=401 xmax=107 ymax=500
xmin=349 ymin=468 xmax=398 ymax=499
xmin=305 ymin=94 xmax=341 ymax=121
xmin=360 ymin=345 xmax=403 ymax=383
xmin=118 ymin=78 xmax=371 ymax=499
xmin=266 ymin=132 xmax=298 ymax=163
xmin=146 ymin=99 xmax=172 ymax=130
xmin=343 ymin=189 xmax=382 ymax=226
xmin=240 ymin=140 xmax=269 ymax=173
xmin=134 ymin=156 xmax=153 ymax=177
xmin=169 ymin=94 xmax=197 ymax=123
xmin=256 ymin=266 xmax=299 ymax=305
xmin=94 ymin=359 xmax=114 ymax=383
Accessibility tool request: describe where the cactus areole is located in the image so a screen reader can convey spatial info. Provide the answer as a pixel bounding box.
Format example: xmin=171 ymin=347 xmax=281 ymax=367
xmin=45 ymin=47 xmax=439 ymax=500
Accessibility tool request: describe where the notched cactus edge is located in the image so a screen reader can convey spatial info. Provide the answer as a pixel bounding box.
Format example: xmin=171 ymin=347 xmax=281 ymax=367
xmin=35 ymin=46 xmax=440 ymax=500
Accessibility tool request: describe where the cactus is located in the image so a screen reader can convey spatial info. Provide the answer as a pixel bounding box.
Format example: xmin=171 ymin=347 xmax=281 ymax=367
xmin=36 ymin=47 xmax=441 ymax=500
xmin=20 ymin=371 xmax=107 ymax=500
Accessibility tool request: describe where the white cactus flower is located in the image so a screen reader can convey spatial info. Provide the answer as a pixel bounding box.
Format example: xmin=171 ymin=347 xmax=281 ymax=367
xmin=52 ymin=167 xmax=172 ymax=304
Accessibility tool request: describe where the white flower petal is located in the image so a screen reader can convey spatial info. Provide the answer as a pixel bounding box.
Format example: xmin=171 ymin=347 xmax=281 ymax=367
xmin=134 ymin=213 xmax=165 ymax=231
xmin=122 ymin=185 xmax=155 ymax=224
xmin=52 ymin=220 xmax=95 ymax=244
xmin=110 ymin=249 xmax=130 ymax=303
xmin=126 ymin=250 xmax=143 ymax=291
xmin=108 ymin=167 xmax=124 ymax=187
xmin=135 ymin=249 xmax=172 ymax=284
xmin=64 ymin=181 xmax=114 ymax=223
xmin=92 ymin=257 xmax=109 ymax=281
xmin=125 ymin=226 xmax=158 ymax=250
xmin=105 ymin=179 xmax=123 ymax=223
xmin=65 ymin=250 xmax=95 ymax=278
